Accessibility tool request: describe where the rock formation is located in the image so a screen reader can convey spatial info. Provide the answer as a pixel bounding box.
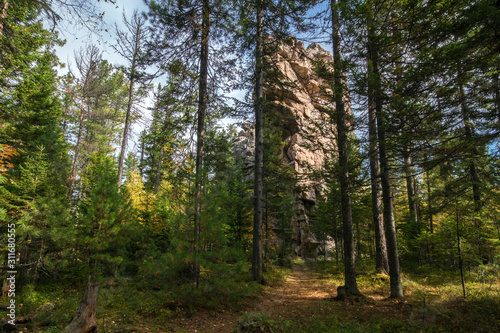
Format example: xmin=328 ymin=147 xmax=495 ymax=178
xmin=233 ymin=38 xmax=338 ymax=257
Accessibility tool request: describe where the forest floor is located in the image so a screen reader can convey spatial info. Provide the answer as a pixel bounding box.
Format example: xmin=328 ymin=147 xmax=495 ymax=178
xmin=161 ymin=258 xmax=500 ymax=333
xmin=6 ymin=259 xmax=500 ymax=332
xmin=167 ymin=258 xmax=335 ymax=333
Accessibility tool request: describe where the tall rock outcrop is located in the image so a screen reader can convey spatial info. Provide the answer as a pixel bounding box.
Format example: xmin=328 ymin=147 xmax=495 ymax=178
xmin=234 ymin=38 xmax=338 ymax=257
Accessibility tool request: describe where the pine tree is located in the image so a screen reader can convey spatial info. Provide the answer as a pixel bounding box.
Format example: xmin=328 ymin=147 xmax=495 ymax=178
xmin=77 ymin=151 xmax=132 ymax=276
xmin=235 ymin=0 xmax=317 ymax=284
xmin=113 ymin=9 xmax=152 ymax=190
xmin=0 ymin=1 xmax=69 ymax=287
xmin=66 ymin=46 xmax=128 ymax=202
xmin=330 ymin=0 xmax=361 ymax=296
xmin=148 ymin=0 xmax=238 ymax=286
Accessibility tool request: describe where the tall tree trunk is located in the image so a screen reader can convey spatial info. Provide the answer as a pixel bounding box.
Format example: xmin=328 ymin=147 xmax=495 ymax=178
xmin=140 ymin=130 xmax=145 ymax=177
xmin=117 ymin=76 xmax=135 ymax=191
xmin=456 ymin=212 xmax=466 ymax=298
xmin=333 ymin=200 xmax=339 ymax=264
xmin=376 ymin=85 xmax=403 ymax=299
xmin=426 ymin=170 xmax=433 ymax=234
xmin=252 ymin=1 xmax=265 ymax=284
xmin=356 ymin=217 xmax=361 ymax=260
xmin=154 ymin=147 xmax=163 ymax=193
xmin=154 ymin=112 xmax=171 ymax=194
xmin=403 ymin=145 xmax=419 ymax=233
xmin=264 ymin=192 xmax=269 ymax=270
xmin=331 ymin=0 xmax=360 ymax=296
xmin=68 ymin=102 xmax=86 ymax=201
xmin=367 ymin=3 xmax=403 ymax=297
xmin=459 ymin=83 xmax=481 ymax=211
xmin=367 ymin=11 xmax=389 ymax=274
xmin=115 ymin=11 xmax=148 ymax=190
xmin=193 ymin=0 xmax=210 ymax=287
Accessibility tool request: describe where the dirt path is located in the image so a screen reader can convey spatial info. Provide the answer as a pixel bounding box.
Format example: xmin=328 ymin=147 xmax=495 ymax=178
xmin=170 ymin=260 xmax=336 ymax=333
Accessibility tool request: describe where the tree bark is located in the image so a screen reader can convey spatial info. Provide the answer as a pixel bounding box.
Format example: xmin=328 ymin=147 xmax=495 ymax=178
xmin=116 ymin=12 xmax=147 ymax=190
xmin=117 ymin=75 xmax=135 ymax=191
xmin=331 ymin=0 xmax=360 ymax=296
xmin=193 ymin=0 xmax=210 ymax=287
xmin=456 ymin=212 xmax=466 ymax=298
xmin=154 ymin=107 xmax=172 ymax=194
xmin=333 ymin=204 xmax=339 ymax=264
xmin=68 ymin=47 xmax=101 ymax=202
xmin=154 ymin=147 xmax=163 ymax=193
xmin=426 ymin=170 xmax=433 ymax=234
xmin=64 ymin=276 xmax=99 ymax=333
xmin=403 ymin=146 xmax=419 ymax=233
xmin=68 ymin=101 xmax=85 ymax=201
xmin=140 ymin=130 xmax=145 ymax=177
xmin=377 ymin=87 xmax=403 ymax=299
xmin=459 ymin=82 xmax=481 ymax=211
xmin=367 ymin=1 xmax=403 ymax=297
xmin=367 ymin=18 xmax=389 ymax=273
xmin=252 ymin=0 xmax=265 ymax=284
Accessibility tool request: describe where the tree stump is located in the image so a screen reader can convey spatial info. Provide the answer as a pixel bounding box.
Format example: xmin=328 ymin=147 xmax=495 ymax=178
xmin=64 ymin=276 xmax=99 ymax=333
xmin=334 ymin=286 xmax=346 ymax=301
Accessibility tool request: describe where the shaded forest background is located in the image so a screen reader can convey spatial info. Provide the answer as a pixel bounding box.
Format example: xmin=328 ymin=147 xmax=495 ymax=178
xmin=0 ymin=0 xmax=499 ymax=331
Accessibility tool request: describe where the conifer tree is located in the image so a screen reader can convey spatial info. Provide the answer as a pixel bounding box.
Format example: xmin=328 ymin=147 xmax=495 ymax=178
xmin=365 ymin=1 xmax=389 ymax=274
xmin=330 ymin=0 xmax=361 ymax=296
xmin=67 ymin=45 xmax=103 ymax=201
xmin=370 ymin=2 xmax=404 ymax=299
xmin=0 ymin=1 xmax=69 ymax=288
xmin=235 ymin=0 xmax=316 ymax=284
xmin=67 ymin=46 xmax=128 ymax=202
xmin=114 ymin=9 xmax=152 ymax=190
xmin=148 ymin=0 xmax=237 ymax=286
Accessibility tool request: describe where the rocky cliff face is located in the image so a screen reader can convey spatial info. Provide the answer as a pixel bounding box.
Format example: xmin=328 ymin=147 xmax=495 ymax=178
xmin=233 ymin=38 xmax=337 ymax=257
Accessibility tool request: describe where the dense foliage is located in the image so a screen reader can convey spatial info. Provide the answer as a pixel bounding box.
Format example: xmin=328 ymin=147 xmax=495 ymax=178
xmin=0 ymin=0 xmax=498 ymax=331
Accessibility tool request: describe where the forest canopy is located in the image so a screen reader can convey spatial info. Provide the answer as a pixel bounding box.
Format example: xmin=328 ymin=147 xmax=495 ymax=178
xmin=0 ymin=0 xmax=499 ymax=332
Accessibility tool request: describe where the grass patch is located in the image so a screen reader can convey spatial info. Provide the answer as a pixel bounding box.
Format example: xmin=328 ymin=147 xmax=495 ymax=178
xmin=300 ymin=258 xmax=500 ymax=332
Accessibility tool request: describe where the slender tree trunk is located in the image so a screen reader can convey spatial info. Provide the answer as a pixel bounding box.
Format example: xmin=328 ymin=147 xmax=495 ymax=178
xmin=367 ymin=4 xmax=403 ymax=297
xmin=459 ymin=83 xmax=481 ymax=211
xmin=356 ymin=218 xmax=361 ymax=260
xmin=367 ymin=16 xmax=389 ymax=274
xmin=403 ymin=146 xmax=419 ymax=233
xmin=154 ymin=147 xmax=163 ymax=193
xmin=333 ymin=202 xmax=339 ymax=265
xmin=456 ymin=212 xmax=466 ymax=298
xmin=252 ymin=1 xmax=265 ymax=284
xmin=193 ymin=0 xmax=210 ymax=287
xmin=331 ymin=0 xmax=360 ymax=296
xmin=140 ymin=130 xmax=145 ymax=177
xmin=237 ymin=197 xmax=242 ymax=243
xmin=117 ymin=76 xmax=135 ymax=191
xmin=154 ymin=112 xmax=171 ymax=194
xmin=68 ymin=102 xmax=86 ymax=201
xmin=378 ymin=115 xmax=403 ymax=298
xmin=264 ymin=192 xmax=269 ymax=271
xmin=376 ymin=87 xmax=403 ymax=299
xmin=426 ymin=170 xmax=433 ymax=234
xmin=0 ymin=1 xmax=8 ymax=36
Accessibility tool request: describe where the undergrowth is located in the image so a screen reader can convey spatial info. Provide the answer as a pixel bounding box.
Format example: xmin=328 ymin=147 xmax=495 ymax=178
xmin=0 ymin=262 xmax=291 ymax=332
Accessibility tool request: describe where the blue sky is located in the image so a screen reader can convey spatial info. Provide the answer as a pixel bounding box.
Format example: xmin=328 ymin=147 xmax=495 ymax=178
xmin=55 ymin=0 xmax=149 ymax=73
